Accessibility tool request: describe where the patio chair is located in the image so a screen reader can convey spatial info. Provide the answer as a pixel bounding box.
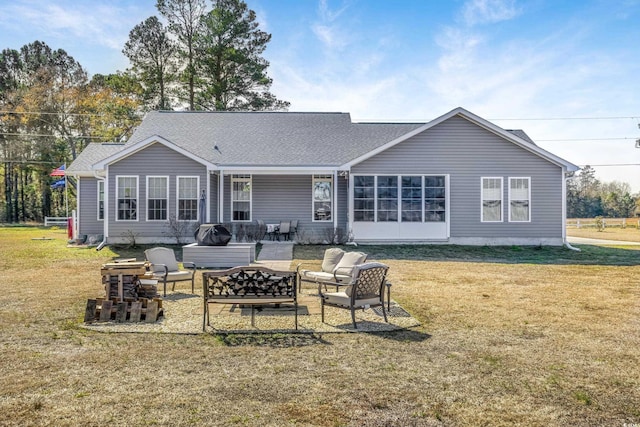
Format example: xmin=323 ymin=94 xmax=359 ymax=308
xmin=144 ymin=247 xmax=197 ymax=296
xmin=319 ymin=262 xmax=389 ymax=329
xmin=276 ymin=221 xmax=290 ymax=241
xmin=289 ymin=219 xmax=298 ymax=240
xmin=256 ymin=219 xmax=267 ymax=241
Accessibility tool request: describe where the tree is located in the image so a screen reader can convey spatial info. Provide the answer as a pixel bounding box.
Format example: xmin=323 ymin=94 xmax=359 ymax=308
xmin=157 ymin=0 xmax=206 ymax=110
xmin=193 ymin=0 xmax=289 ymax=111
xmin=123 ymin=16 xmax=176 ymax=110
xmin=81 ymin=72 xmax=144 ymax=142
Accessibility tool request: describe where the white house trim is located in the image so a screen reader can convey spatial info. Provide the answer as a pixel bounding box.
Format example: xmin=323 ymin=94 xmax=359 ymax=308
xmin=344 ymin=107 xmax=580 ymax=172
xmin=92 ymin=135 xmax=216 ymax=171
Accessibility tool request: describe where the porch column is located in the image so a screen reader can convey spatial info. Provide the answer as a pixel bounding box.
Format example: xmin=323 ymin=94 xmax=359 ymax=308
xmin=218 ymin=170 xmax=224 ymax=223
xmin=333 ymin=169 xmax=338 ymax=235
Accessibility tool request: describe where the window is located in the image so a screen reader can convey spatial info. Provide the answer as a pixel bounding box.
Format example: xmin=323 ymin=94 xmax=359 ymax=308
xmin=147 ymin=176 xmax=168 ymax=221
xmin=97 ymin=180 xmax=104 ymax=220
xmin=482 ymin=177 xmax=503 ymax=222
xmin=509 ymin=177 xmax=530 ymax=222
xmin=231 ymin=174 xmax=251 ymax=221
xmin=354 ymin=175 xmax=447 ymax=223
xmin=177 ymin=176 xmax=199 ymax=221
xmin=424 ymin=176 xmax=446 ymax=222
xmin=377 ymin=176 xmax=398 ymax=222
xmin=353 ymin=175 xmax=375 ymax=221
xmin=313 ymin=175 xmax=333 ymax=221
xmin=116 ymin=176 xmax=138 ymax=221
xmin=401 ymin=176 xmax=422 ymax=222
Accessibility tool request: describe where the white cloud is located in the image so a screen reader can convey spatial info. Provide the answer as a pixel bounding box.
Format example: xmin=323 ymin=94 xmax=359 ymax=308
xmin=0 ymin=0 xmax=151 ymax=50
xmin=311 ymin=0 xmax=352 ymax=50
xmin=461 ymin=0 xmax=521 ymax=26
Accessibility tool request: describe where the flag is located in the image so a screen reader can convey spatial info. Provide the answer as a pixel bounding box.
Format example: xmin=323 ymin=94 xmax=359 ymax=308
xmin=51 ymin=179 xmax=66 ymax=189
xmin=50 ymin=164 xmax=65 ymax=176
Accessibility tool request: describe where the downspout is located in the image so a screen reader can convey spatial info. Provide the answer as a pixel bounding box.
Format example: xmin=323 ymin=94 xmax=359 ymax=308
xmin=94 ymin=168 xmax=108 ymax=251
xmin=562 ymin=168 xmax=580 ymax=252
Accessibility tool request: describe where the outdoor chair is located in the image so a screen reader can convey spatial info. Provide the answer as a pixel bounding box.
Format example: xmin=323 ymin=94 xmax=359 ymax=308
xmin=256 ymin=219 xmax=267 ymax=241
xmin=289 ymin=219 xmax=298 ymax=240
xmin=319 ymin=262 xmax=389 ymax=329
xmin=144 ymin=247 xmax=197 ymax=296
xmin=276 ymin=221 xmax=290 ymax=241
xmin=297 ymin=248 xmax=367 ymax=291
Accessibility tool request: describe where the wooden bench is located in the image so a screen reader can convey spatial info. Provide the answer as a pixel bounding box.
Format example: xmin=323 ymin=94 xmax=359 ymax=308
xmin=183 ymin=242 xmax=256 ymax=268
xmin=202 ymin=267 xmax=297 ymax=331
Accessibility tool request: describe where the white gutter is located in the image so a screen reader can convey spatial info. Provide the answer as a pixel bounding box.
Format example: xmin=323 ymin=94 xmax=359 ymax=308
xmin=94 ymin=167 xmax=108 ymax=251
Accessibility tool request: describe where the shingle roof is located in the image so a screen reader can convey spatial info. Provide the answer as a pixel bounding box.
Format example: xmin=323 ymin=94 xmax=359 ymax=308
xmin=66 ymin=143 xmax=125 ymax=173
xmin=68 ymin=110 xmax=553 ymax=173
xmin=126 ymin=111 xmax=424 ymax=166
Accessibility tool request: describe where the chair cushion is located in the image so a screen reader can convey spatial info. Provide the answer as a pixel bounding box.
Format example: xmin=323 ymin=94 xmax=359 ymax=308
xmin=162 ymin=270 xmax=193 ymax=282
xmin=333 ymin=251 xmax=367 ymax=277
xmin=301 ymin=270 xmax=335 ymax=282
xmin=321 ymin=248 xmax=345 ymax=273
xmin=323 ymin=291 xmax=380 ymax=308
xmin=146 ymin=248 xmax=179 ymax=273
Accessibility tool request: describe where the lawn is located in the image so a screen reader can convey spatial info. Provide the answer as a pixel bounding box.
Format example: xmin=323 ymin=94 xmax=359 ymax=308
xmin=567 ymin=225 xmax=640 ymax=243
xmin=1 ymin=226 xmax=639 ymax=426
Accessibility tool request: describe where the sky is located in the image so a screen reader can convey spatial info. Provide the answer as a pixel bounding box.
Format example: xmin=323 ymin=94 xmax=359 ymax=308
xmin=1 ymin=0 xmax=639 ymax=192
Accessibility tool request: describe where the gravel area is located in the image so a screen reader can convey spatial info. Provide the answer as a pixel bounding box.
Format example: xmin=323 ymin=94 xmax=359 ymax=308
xmin=82 ymin=290 xmax=420 ymax=334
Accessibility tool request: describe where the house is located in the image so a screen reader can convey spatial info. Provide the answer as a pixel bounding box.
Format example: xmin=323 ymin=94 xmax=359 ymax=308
xmin=66 ymin=107 xmax=579 ymax=246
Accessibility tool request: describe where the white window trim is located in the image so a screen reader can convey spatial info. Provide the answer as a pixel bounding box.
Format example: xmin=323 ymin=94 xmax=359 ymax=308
xmin=231 ymin=174 xmax=252 ymax=222
xmin=508 ymin=177 xmax=531 ymax=223
xmin=115 ymin=175 xmax=139 ymax=222
xmin=481 ymin=177 xmax=503 ymax=223
xmin=97 ymin=180 xmax=104 ymax=221
xmin=176 ymin=176 xmax=200 ymax=222
xmin=146 ymin=176 xmax=169 ymax=222
xmin=312 ymin=175 xmax=333 ymax=222
xmin=352 ymin=174 xmax=448 ymax=223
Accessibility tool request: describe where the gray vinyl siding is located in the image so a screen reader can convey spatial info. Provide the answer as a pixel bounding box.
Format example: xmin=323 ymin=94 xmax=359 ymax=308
xmin=352 ymin=115 xmax=564 ymax=238
xmin=223 ymin=174 xmax=347 ymax=242
xmin=77 ymin=177 xmax=103 ymax=235
xmin=108 ymin=142 xmax=208 ymax=240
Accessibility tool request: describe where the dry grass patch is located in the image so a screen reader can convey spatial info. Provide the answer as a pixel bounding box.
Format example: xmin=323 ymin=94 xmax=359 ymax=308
xmin=567 ymin=225 xmax=640 ymax=242
xmin=1 ymin=227 xmax=639 ymax=426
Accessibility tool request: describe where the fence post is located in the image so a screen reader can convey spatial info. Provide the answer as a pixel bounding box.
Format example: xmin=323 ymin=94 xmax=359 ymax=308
xmin=577 ymin=220 xmax=580 ymax=229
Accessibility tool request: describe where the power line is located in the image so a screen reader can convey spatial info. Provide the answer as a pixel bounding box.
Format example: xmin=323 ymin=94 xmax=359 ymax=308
xmin=492 ymin=116 xmax=640 ymax=121
xmin=538 ymin=137 xmax=637 ymax=142
xmin=0 ymin=132 xmax=103 ymax=139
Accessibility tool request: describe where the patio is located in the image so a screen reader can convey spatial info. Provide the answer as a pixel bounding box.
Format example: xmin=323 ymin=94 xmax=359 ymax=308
xmin=83 ymin=242 xmax=420 ymax=334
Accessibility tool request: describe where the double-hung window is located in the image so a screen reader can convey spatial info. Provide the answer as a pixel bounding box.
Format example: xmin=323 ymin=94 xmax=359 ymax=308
xmin=116 ymin=176 xmax=138 ymax=221
xmin=147 ymin=176 xmax=168 ymax=221
xmin=509 ymin=177 xmax=530 ymax=222
xmin=313 ymin=175 xmax=333 ymax=221
xmin=231 ymin=174 xmax=251 ymax=221
xmin=353 ymin=176 xmax=375 ymax=221
xmin=481 ymin=177 xmax=503 ymax=222
xmin=97 ymin=180 xmax=104 ymax=220
xmin=377 ymin=176 xmax=398 ymax=222
xmin=177 ymin=176 xmax=199 ymax=221
xmin=424 ymin=176 xmax=446 ymax=222
xmin=401 ymin=176 xmax=422 ymax=222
